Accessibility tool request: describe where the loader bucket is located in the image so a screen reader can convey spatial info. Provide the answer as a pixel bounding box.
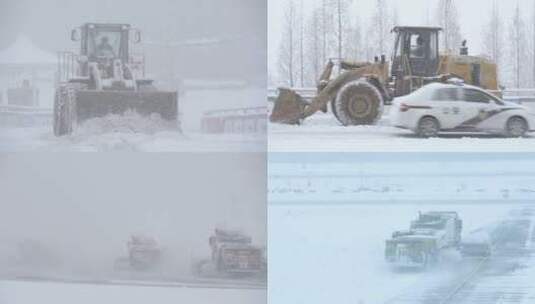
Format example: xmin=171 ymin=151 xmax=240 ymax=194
xmin=269 ymin=88 xmax=307 ymax=125
xmin=75 ymin=90 xmax=179 ymax=127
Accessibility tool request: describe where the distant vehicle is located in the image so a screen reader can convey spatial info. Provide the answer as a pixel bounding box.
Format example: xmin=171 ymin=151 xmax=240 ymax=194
xmin=385 ymin=211 xmax=462 ymax=269
xmin=115 ymin=235 xmax=162 ymax=271
xmin=460 ymin=241 xmax=492 ymax=257
xmin=390 ymin=82 xmax=535 ymax=137
xmin=196 ymin=229 xmax=265 ymax=277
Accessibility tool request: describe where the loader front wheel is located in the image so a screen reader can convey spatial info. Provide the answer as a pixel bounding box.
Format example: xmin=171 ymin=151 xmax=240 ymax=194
xmin=333 ymin=80 xmax=384 ymax=126
xmin=53 ymin=84 xmax=77 ymax=136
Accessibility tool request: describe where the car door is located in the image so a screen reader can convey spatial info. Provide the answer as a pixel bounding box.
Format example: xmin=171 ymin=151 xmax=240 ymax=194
xmin=457 ymin=88 xmax=495 ymax=130
xmin=430 ymin=87 xmax=464 ymax=129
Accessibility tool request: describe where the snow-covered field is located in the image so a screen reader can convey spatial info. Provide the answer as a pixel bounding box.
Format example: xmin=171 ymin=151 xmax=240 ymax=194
xmin=269 ymin=153 xmax=535 ymax=203
xmin=268 ymin=203 xmax=535 ymax=304
xmin=0 ymin=88 xmax=266 ymax=152
xmin=268 ymin=107 xmax=535 ymax=152
xmin=0 ymin=279 xmax=265 ymax=304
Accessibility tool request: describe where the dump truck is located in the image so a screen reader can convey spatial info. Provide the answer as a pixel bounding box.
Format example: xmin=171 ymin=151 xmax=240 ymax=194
xmin=385 ymin=211 xmax=462 ymax=268
xmin=271 ymin=26 xmax=499 ymax=126
xmin=53 ymin=23 xmax=179 ymax=136
xmin=197 ymin=229 xmax=265 ymax=276
xmin=114 ymin=235 xmax=162 ymax=271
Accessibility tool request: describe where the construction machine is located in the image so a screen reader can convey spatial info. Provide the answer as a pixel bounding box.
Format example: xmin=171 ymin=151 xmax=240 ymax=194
xmin=7 ymin=79 xmax=39 ymax=107
xmin=114 ymin=235 xmax=162 ymax=271
xmin=385 ymin=211 xmax=462 ymax=269
xmin=53 ymin=23 xmax=179 ymax=136
xmin=271 ymin=26 xmax=499 ymax=125
xmin=197 ymin=229 xmax=265 ymax=276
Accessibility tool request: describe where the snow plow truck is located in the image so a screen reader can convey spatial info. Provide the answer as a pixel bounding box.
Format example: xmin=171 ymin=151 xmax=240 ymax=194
xmin=197 ymin=229 xmax=265 ymax=277
xmin=114 ymin=235 xmax=162 ymax=271
xmin=385 ymin=211 xmax=462 ymax=268
xmin=54 ymin=23 xmax=179 ymax=136
xmin=270 ymin=26 xmax=499 ymax=126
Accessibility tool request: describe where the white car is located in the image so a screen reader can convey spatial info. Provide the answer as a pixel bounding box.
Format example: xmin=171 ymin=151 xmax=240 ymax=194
xmin=390 ymin=82 xmax=535 ymax=137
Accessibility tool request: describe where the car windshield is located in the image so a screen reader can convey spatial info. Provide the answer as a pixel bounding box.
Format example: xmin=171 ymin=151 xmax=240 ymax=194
xmin=88 ymin=30 xmax=122 ymax=58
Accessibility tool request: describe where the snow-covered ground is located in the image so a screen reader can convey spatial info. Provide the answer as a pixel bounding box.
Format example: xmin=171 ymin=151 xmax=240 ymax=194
xmin=268 ymin=107 xmax=535 ymax=152
xmin=0 ymin=88 xmax=266 ymax=152
xmin=269 ymin=153 xmax=535 ymax=203
xmin=0 ymin=279 xmax=265 ymax=304
xmin=268 ymin=203 xmax=535 ymax=304
xmin=269 ymin=153 xmax=535 ymax=303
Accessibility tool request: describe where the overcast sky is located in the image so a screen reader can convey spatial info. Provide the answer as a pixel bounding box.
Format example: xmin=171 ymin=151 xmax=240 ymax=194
xmin=268 ymin=0 xmax=535 ymax=75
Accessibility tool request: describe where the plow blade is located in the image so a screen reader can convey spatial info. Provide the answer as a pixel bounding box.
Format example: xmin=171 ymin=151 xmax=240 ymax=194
xmin=269 ymin=88 xmax=307 ymax=125
xmin=76 ymin=90 xmax=178 ymax=124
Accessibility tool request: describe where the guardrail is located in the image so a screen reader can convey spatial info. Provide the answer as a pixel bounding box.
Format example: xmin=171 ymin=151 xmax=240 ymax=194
xmin=201 ymin=106 xmax=267 ymax=134
xmin=268 ymin=87 xmax=535 ymax=104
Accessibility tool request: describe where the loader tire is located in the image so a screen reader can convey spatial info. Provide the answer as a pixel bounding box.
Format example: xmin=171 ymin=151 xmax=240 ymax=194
xmin=53 ymin=84 xmax=77 ymax=136
xmin=330 ymin=98 xmax=341 ymax=122
xmin=333 ymin=80 xmax=383 ymax=126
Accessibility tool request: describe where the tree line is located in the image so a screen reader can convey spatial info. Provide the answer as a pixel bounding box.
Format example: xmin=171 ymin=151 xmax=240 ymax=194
xmin=274 ymin=0 xmax=535 ymax=90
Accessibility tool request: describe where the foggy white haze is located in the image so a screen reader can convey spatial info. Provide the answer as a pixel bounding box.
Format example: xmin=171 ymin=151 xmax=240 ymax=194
xmin=1 ymin=0 xmax=266 ymax=86
xmin=0 ymin=0 xmax=267 ymax=152
xmin=0 ymin=153 xmax=266 ymax=280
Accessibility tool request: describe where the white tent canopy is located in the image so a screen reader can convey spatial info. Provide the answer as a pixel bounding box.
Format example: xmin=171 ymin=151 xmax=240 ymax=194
xmin=0 ymin=35 xmax=56 ymax=65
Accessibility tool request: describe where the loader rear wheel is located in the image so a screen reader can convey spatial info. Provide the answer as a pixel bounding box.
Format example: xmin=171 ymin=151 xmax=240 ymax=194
xmin=333 ymin=80 xmax=384 ymax=126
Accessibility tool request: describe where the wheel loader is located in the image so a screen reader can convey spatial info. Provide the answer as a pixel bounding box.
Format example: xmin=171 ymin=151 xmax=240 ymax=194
xmin=385 ymin=211 xmax=462 ymax=269
xmin=270 ymin=26 xmax=499 ymax=125
xmin=53 ymin=23 xmax=179 ymax=136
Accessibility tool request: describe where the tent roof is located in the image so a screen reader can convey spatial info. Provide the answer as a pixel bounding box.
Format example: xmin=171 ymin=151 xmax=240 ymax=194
xmin=0 ymin=35 xmax=56 ymax=65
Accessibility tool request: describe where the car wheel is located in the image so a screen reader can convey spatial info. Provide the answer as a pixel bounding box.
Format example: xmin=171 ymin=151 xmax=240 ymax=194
xmin=417 ymin=116 xmax=440 ymax=138
xmin=505 ymin=116 xmax=528 ymax=137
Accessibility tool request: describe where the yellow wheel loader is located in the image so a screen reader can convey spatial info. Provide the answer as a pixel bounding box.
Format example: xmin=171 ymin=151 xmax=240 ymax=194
xmin=270 ymin=26 xmax=499 ymax=125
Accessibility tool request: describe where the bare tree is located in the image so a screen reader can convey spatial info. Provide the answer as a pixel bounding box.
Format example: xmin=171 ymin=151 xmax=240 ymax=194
xmin=367 ymin=0 xmax=397 ymax=59
xmin=507 ymin=2 xmax=527 ymax=88
xmin=483 ymin=0 xmax=503 ymax=81
xmin=436 ymin=0 xmax=462 ymax=52
xmin=298 ymin=0 xmax=305 ymax=87
xmin=325 ymin=0 xmax=352 ymax=60
xmin=277 ymin=0 xmax=298 ymax=87
xmin=305 ymin=7 xmax=324 ymax=86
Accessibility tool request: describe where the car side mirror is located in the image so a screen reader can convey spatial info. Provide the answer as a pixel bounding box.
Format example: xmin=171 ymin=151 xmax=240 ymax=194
xmin=71 ymin=28 xmax=80 ymax=41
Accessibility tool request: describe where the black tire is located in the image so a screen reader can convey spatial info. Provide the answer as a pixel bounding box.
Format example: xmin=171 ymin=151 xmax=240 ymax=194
xmin=333 ymin=80 xmax=384 ymax=126
xmin=417 ymin=116 xmax=440 ymax=138
xmin=53 ymin=84 xmax=78 ymax=136
xmin=505 ymin=116 xmax=528 ymax=138
xmin=330 ymin=98 xmax=340 ymax=122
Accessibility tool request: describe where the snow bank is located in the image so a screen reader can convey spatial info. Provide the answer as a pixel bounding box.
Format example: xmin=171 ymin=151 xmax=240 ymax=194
xmin=75 ymin=111 xmax=177 ymax=136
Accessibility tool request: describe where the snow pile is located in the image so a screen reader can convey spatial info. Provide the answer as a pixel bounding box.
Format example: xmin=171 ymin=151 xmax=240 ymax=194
xmin=75 ymin=111 xmax=177 ymax=136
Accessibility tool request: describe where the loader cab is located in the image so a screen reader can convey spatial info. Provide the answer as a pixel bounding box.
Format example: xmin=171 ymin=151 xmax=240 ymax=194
xmin=391 ymin=27 xmax=440 ymax=96
xmin=71 ymin=23 xmax=139 ymax=76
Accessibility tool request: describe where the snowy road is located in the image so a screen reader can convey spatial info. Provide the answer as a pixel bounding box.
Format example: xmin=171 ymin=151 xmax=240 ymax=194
xmin=0 ymin=278 xmax=265 ymax=304
xmin=268 ymin=203 xmax=535 ymax=304
xmin=268 ymin=110 xmax=535 ymax=152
